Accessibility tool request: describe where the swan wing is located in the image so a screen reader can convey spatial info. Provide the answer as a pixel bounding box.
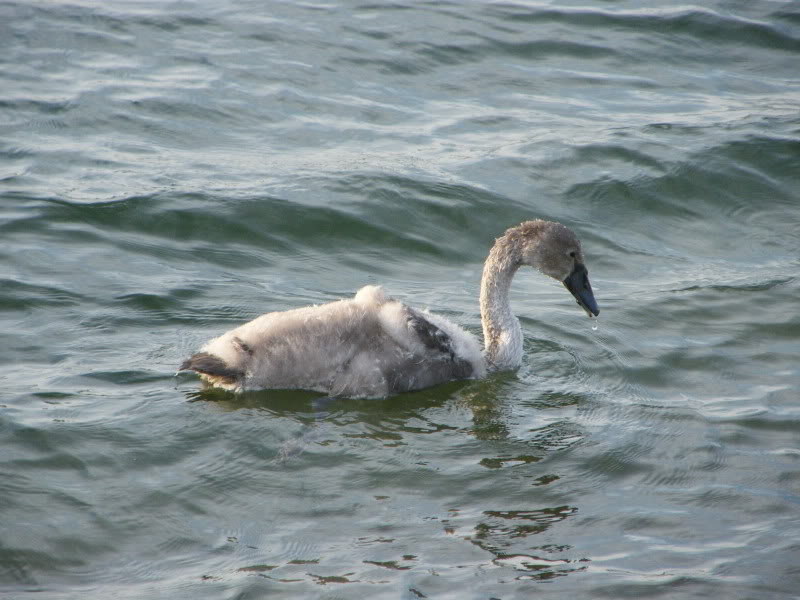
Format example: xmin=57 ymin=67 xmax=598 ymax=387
xmin=403 ymin=305 xmax=457 ymax=359
xmin=376 ymin=302 xmax=479 ymax=393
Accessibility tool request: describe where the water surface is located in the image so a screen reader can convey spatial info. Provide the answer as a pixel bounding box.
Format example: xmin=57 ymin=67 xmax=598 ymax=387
xmin=1 ymin=1 xmax=799 ymax=598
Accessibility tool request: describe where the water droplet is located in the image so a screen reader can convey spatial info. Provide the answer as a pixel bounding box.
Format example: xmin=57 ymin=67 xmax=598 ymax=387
xmin=591 ymin=317 xmax=599 ymax=332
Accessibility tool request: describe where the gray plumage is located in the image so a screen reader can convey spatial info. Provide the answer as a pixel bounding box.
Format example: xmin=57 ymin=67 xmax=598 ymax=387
xmin=179 ymin=219 xmax=599 ymax=398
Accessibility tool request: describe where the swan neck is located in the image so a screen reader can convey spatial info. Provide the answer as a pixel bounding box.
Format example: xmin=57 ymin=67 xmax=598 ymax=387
xmin=480 ymin=239 xmax=523 ymax=370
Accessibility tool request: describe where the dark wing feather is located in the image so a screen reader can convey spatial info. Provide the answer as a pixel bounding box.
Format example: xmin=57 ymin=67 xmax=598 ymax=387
xmin=381 ymin=305 xmax=474 ymax=393
xmin=403 ymin=306 xmax=457 ymax=359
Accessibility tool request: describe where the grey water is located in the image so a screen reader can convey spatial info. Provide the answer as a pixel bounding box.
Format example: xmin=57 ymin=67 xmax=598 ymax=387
xmin=1 ymin=1 xmax=799 ymax=598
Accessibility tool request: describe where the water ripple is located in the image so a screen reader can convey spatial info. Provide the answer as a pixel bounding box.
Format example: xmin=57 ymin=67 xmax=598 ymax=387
xmin=2 ymin=0 xmax=799 ymax=597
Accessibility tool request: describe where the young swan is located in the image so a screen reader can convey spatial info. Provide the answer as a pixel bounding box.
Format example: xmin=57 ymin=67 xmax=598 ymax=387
xmin=180 ymin=220 xmax=599 ymax=397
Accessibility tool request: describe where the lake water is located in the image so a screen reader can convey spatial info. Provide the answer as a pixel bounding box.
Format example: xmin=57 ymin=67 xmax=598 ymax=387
xmin=1 ymin=1 xmax=799 ymax=598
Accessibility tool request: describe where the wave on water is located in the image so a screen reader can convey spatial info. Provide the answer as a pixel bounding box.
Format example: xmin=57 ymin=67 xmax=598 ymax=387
xmin=1 ymin=0 xmax=799 ymax=598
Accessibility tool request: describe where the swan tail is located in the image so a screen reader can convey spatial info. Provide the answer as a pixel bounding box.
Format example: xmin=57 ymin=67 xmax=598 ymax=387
xmin=179 ymin=352 xmax=243 ymax=385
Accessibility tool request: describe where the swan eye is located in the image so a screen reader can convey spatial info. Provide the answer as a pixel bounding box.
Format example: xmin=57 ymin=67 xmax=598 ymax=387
xmin=569 ymin=251 xmax=576 ymax=258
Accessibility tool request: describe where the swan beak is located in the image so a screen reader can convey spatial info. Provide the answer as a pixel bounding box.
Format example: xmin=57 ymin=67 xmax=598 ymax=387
xmin=563 ymin=263 xmax=600 ymax=317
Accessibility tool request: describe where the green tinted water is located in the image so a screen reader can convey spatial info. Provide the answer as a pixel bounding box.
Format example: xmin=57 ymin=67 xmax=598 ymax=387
xmin=1 ymin=1 xmax=799 ymax=598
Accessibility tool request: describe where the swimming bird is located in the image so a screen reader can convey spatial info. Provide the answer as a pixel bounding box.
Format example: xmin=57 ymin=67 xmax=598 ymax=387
xmin=179 ymin=219 xmax=599 ymax=397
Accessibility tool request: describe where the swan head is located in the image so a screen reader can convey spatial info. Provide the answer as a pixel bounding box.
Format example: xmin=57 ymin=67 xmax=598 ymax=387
xmin=515 ymin=220 xmax=600 ymax=317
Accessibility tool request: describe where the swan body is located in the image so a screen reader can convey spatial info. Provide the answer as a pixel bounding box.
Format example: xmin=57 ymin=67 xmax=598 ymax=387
xmin=180 ymin=220 xmax=599 ymax=397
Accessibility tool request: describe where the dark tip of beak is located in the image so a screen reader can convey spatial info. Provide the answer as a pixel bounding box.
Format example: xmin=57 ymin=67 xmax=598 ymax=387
xmin=563 ymin=263 xmax=599 ymax=317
